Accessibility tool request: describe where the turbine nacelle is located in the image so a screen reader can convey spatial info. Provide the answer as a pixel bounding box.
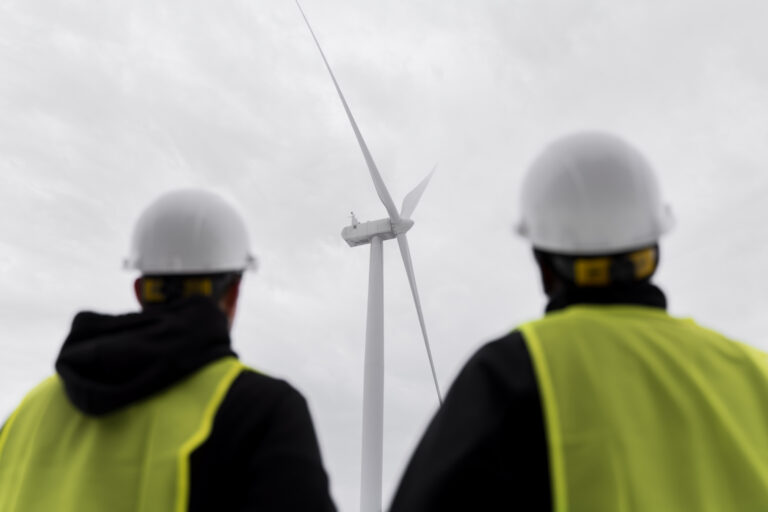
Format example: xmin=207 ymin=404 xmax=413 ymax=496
xmin=342 ymin=217 xmax=414 ymax=247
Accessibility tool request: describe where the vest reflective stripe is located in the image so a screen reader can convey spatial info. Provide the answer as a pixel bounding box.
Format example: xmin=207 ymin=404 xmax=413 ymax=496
xmin=520 ymin=305 xmax=768 ymax=512
xmin=0 ymin=357 xmax=244 ymax=512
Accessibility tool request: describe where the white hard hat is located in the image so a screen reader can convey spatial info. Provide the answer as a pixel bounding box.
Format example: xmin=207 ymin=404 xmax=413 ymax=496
xmin=125 ymin=189 xmax=257 ymax=274
xmin=515 ymin=132 xmax=674 ymax=254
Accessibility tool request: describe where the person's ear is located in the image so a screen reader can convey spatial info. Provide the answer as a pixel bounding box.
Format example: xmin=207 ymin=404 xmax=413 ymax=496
xmin=220 ymin=277 xmax=242 ymax=329
xmin=134 ymin=278 xmax=143 ymax=306
xmin=534 ymin=251 xmax=557 ymax=297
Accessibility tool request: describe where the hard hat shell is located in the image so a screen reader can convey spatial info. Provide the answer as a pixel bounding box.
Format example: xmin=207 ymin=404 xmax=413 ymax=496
xmin=516 ymin=132 xmax=674 ymax=255
xmin=125 ymin=189 xmax=257 ymax=274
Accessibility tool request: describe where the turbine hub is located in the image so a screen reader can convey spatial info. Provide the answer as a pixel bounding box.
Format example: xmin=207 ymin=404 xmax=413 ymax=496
xmin=392 ymin=219 xmax=415 ymax=235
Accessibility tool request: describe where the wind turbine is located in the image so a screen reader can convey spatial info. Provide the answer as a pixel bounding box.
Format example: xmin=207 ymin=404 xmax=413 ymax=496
xmin=295 ymin=3 xmax=442 ymax=511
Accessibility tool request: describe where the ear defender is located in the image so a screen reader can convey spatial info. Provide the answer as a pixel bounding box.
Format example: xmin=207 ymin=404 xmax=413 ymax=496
xmin=139 ymin=274 xmax=239 ymax=304
xmin=544 ymin=246 xmax=659 ymax=288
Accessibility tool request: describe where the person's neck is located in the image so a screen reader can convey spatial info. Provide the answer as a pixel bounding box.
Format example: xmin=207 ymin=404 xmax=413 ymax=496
xmin=545 ymin=281 xmax=667 ymax=314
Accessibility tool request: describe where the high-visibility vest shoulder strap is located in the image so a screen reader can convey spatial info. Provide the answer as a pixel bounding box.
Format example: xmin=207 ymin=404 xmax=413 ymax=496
xmin=0 ymin=356 xmax=245 ymax=512
xmin=520 ymin=305 xmax=768 ymax=512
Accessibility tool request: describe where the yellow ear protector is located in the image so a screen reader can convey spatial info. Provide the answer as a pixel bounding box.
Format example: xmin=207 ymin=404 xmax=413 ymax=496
xmin=540 ymin=246 xmax=658 ymax=287
xmin=140 ymin=273 xmax=241 ymax=304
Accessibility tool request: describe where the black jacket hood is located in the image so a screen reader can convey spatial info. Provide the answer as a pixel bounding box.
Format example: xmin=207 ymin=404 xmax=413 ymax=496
xmin=55 ymin=297 xmax=237 ymax=416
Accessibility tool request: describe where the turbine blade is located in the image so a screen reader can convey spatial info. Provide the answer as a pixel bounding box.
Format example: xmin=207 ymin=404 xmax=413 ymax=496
xmin=396 ymin=233 xmax=443 ymax=404
xmin=400 ymin=165 xmax=436 ymax=220
xmin=295 ymin=0 xmax=401 ymax=222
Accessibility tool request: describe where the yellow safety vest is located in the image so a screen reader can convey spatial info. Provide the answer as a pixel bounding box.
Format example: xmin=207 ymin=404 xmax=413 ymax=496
xmin=520 ymin=305 xmax=768 ymax=512
xmin=0 ymin=356 xmax=244 ymax=512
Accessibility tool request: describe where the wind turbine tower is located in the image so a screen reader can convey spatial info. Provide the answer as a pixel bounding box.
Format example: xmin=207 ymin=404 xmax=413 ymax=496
xmin=296 ymin=3 xmax=442 ymax=511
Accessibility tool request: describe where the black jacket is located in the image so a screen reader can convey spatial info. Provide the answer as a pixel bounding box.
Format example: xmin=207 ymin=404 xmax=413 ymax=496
xmin=53 ymin=297 xmax=337 ymax=512
xmin=389 ymin=283 xmax=667 ymax=512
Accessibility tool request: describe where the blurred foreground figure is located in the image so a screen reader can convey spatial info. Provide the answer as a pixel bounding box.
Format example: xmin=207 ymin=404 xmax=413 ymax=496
xmin=390 ymin=133 xmax=768 ymax=511
xmin=0 ymin=189 xmax=336 ymax=511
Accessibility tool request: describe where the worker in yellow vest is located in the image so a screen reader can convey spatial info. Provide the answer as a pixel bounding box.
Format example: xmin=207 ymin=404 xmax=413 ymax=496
xmin=390 ymin=132 xmax=768 ymax=511
xmin=0 ymin=189 xmax=336 ymax=511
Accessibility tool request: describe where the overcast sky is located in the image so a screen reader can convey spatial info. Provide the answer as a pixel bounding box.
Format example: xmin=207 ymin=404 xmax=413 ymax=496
xmin=2 ymin=0 xmax=768 ymax=509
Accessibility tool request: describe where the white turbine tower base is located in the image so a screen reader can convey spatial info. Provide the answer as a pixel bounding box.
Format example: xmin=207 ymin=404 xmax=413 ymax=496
xmin=361 ymin=236 xmax=384 ymax=512
xmin=296 ymin=3 xmax=442 ymax=511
